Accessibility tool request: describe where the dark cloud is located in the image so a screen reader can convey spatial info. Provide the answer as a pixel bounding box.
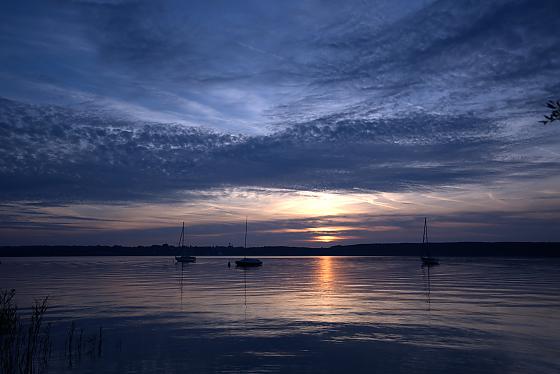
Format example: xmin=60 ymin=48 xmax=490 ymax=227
xmin=1 ymin=97 xmax=557 ymax=203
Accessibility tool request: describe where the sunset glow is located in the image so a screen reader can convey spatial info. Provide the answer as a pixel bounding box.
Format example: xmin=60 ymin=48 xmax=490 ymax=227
xmin=3 ymin=177 xmax=560 ymax=246
xmin=310 ymin=235 xmax=345 ymax=243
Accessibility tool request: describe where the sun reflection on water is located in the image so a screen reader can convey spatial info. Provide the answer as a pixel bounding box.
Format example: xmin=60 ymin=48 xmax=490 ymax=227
xmin=318 ymin=256 xmax=334 ymax=289
xmin=311 ymin=256 xmax=343 ymax=322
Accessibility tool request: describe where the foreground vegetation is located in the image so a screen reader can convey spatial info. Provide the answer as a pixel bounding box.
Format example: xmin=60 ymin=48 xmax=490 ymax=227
xmin=0 ymin=290 xmax=104 ymax=374
xmin=0 ymin=289 xmax=50 ymax=374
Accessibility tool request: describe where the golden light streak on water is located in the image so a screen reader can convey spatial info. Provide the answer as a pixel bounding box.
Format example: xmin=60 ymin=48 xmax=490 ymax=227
xmin=318 ymin=256 xmax=333 ymax=288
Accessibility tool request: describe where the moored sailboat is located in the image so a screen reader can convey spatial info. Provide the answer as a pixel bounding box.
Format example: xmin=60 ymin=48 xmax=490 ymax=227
xmin=175 ymin=222 xmax=196 ymax=263
xmin=235 ymin=218 xmax=262 ymax=267
xmin=421 ymin=217 xmax=439 ymax=266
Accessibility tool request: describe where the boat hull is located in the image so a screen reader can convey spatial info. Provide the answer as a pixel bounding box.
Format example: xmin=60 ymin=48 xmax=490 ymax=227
xmin=175 ymin=256 xmax=196 ymax=263
xmin=235 ymin=258 xmax=262 ymax=267
xmin=421 ymin=256 xmax=439 ymax=266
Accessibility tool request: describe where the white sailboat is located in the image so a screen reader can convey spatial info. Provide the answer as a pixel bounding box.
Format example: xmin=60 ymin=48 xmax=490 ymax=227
xmin=421 ymin=217 xmax=439 ymax=266
xmin=175 ymin=222 xmax=196 ymax=263
xmin=235 ymin=218 xmax=262 ymax=267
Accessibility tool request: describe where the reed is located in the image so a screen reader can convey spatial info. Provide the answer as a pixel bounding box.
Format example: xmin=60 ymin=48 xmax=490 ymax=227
xmin=0 ymin=289 xmax=51 ymax=374
xmin=2 ymin=289 xmax=108 ymax=373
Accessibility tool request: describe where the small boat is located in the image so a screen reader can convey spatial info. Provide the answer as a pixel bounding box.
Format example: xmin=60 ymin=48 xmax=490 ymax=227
xmin=421 ymin=256 xmax=439 ymax=266
xmin=175 ymin=255 xmax=196 ymax=263
xmin=175 ymin=222 xmax=196 ymax=263
xmin=235 ymin=258 xmax=262 ymax=267
xmin=421 ymin=217 xmax=439 ymax=266
xmin=236 ymin=218 xmax=262 ymax=267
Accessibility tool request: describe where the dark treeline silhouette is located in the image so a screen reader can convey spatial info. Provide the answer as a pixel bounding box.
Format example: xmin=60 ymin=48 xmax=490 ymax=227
xmin=1 ymin=242 xmax=558 ymax=257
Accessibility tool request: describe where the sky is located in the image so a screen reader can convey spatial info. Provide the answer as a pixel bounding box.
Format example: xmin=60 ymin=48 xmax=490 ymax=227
xmin=1 ymin=0 xmax=559 ymax=247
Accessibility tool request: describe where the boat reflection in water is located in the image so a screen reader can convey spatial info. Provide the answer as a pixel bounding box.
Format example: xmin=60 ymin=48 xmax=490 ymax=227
xmin=422 ymin=262 xmax=434 ymax=311
xmin=235 ymin=261 xmax=262 ymax=324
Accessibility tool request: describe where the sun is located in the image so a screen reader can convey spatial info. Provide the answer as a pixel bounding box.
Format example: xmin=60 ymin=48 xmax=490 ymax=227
xmin=312 ymin=235 xmax=342 ymax=243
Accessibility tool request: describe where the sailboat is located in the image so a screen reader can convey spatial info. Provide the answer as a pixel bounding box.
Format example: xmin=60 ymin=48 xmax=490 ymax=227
xmin=421 ymin=217 xmax=439 ymax=266
xmin=175 ymin=222 xmax=196 ymax=263
xmin=235 ymin=218 xmax=262 ymax=267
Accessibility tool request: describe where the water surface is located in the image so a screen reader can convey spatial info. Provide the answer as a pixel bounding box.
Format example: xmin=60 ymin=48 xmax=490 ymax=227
xmin=1 ymin=256 xmax=559 ymax=373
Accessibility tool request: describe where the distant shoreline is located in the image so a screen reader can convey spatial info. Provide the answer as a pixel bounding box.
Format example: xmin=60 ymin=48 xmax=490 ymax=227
xmin=1 ymin=242 xmax=558 ymax=257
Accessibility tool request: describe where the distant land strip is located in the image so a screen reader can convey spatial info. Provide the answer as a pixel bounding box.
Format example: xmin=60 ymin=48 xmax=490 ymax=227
xmin=0 ymin=242 xmax=559 ymax=257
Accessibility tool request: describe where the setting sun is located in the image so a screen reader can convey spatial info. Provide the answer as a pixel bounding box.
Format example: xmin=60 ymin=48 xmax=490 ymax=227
xmin=312 ymin=235 xmax=340 ymax=243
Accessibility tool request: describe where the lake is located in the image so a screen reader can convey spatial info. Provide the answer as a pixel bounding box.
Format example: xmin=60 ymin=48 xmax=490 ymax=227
xmin=1 ymin=256 xmax=559 ymax=373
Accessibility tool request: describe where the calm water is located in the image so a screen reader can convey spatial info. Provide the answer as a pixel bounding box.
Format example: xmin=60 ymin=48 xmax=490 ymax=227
xmin=1 ymin=256 xmax=559 ymax=373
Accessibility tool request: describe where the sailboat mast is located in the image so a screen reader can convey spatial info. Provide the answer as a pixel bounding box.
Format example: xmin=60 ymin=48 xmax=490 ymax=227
xmin=244 ymin=217 xmax=248 ymax=249
xmin=423 ymin=217 xmax=430 ymax=257
xmin=178 ymin=222 xmax=184 ymax=248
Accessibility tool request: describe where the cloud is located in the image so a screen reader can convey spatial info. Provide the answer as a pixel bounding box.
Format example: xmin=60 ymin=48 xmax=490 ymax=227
xmin=1 ymin=97 xmax=558 ymax=204
xmin=3 ymin=0 xmax=558 ymax=134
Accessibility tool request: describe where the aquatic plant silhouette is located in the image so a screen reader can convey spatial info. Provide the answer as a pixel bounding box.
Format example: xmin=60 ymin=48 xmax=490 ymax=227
xmin=1 ymin=290 xmax=106 ymax=374
xmin=0 ymin=289 xmax=50 ymax=374
xmin=65 ymin=322 xmax=103 ymax=367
